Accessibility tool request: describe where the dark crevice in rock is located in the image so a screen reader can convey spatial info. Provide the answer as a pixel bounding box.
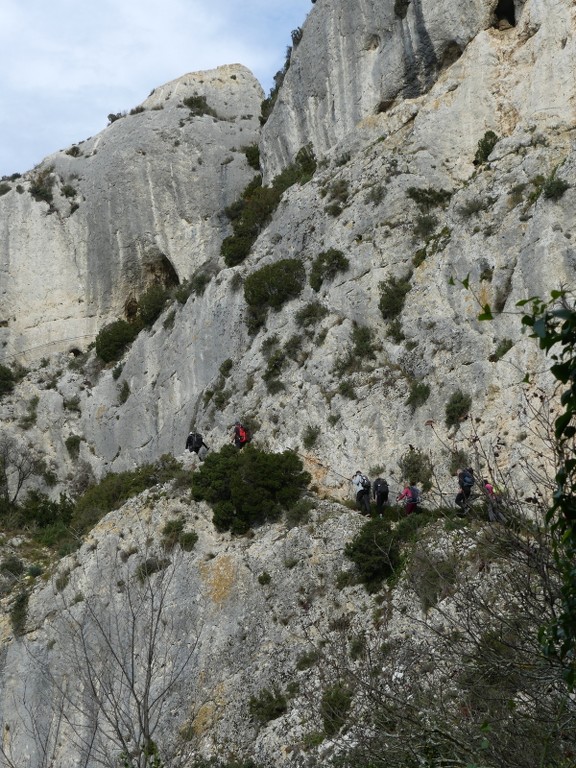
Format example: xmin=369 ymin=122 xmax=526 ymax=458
xmin=495 ymin=0 xmax=516 ymax=27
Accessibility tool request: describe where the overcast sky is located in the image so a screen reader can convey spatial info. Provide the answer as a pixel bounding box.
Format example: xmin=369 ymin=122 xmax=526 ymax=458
xmin=0 ymin=0 xmax=312 ymax=177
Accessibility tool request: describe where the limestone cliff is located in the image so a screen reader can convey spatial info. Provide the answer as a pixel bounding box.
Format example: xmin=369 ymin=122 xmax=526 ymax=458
xmin=0 ymin=0 xmax=575 ymax=765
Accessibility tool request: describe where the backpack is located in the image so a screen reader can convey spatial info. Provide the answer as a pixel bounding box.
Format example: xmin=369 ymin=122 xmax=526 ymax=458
xmin=461 ymin=470 xmax=475 ymax=488
xmin=373 ymin=478 xmax=389 ymax=498
xmin=188 ymin=433 xmax=203 ymax=451
xmin=360 ymin=474 xmax=371 ymax=491
xmin=237 ymin=424 xmax=249 ymax=444
xmin=408 ymin=485 xmax=420 ymax=503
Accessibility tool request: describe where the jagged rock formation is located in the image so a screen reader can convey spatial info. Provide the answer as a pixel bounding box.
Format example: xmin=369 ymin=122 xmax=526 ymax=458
xmin=1 ymin=0 xmax=576 ymax=765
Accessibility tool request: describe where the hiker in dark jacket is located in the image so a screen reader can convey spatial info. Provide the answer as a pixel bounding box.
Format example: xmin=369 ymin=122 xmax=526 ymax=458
xmin=186 ymin=431 xmax=209 ymax=460
xmin=372 ymin=477 xmax=389 ymax=516
xmin=455 ymin=467 xmax=475 ymax=513
xmin=352 ymin=470 xmax=371 ymax=516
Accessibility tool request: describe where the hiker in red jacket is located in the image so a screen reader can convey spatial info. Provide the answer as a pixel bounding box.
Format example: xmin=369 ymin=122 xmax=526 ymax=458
xmin=396 ymin=481 xmax=420 ymax=515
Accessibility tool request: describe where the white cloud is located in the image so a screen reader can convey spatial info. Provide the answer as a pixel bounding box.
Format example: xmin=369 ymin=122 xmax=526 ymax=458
xmin=0 ymin=0 xmax=311 ymax=175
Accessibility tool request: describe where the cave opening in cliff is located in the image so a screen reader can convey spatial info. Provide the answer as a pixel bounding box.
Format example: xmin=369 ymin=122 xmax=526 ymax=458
xmin=495 ymin=0 xmax=516 ymax=26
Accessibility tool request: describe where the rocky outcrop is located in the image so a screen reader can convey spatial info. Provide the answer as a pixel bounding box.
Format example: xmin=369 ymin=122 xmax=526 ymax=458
xmin=260 ymin=0 xmax=497 ymax=179
xmin=0 ymin=64 xmax=262 ymax=362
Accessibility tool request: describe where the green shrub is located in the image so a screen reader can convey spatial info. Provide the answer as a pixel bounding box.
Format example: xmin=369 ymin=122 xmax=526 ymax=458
xmin=295 ymin=301 xmax=329 ymax=329
xmin=183 ymin=94 xmax=217 ymax=117
xmin=18 ymin=395 xmax=39 ymax=429
xmin=65 ymin=434 xmax=82 ymax=459
xmin=61 ymin=184 xmax=76 ymax=198
xmin=222 ymin=147 xmax=316 ymax=267
xmin=10 ymin=591 xmax=29 ymax=636
xmin=407 ymin=187 xmax=452 ymax=211
xmin=296 ymin=649 xmax=320 ymax=670
xmin=29 ymin=166 xmax=55 ymax=204
xmin=490 ymin=338 xmax=514 ymax=362
xmin=309 ymin=249 xmax=349 ymax=292
xmin=95 ymin=320 xmax=139 ymax=363
xmin=474 ymin=130 xmax=499 ymax=165
xmin=189 ymin=272 xmax=211 ymax=297
xmin=138 ymin=284 xmax=168 ymax=327
xmin=258 ymin=571 xmax=271 ymax=585
xmin=191 ymin=445 xmax=310 ymax=534
xmin=543 ymin=176 xmax=569 ymax=200
xmin=20 ymin=491 xmax=74 ymax=530
xmin=413 ymin=213 xmax=438 ymax=240
xmin=379 ymin=273 xmax=412 ymax=321
xmin=71 ymin=456 xmax=185 ymax=538
xmin=408 ymin=546 xmax=459 ymax=612
xmin=135 ymin=556 xmax=170 ymax=583
xmin=118 ymin=380 xmax=130 ymax=404
xmin=459 ymin=197 xmax=495 ymax=217
xmin=243 ymin=144 xmax=260 ymax=170
xmin=406 ymin=380 xmax=430 ymax=412
xmin=249 ymin=686 xmax=287 ymax=724
xmin=284 ymin=497 xmax=315 ymax=528
xmin=338 ymin=380 xmax=357 ymax=400
xmin=449 ymin=449 xmax=469 ymax=476
xmin=0 ymin=555 xmax=24 ymax=579
xmin=0 ymin=364 xmax=15 ymax=396
xmin=244 ymin=258 xmax=305 ymax=312
xmin=320 ymin=682 xmax=353 ymax=735
xmin=445 ymin=389 xmax=472 ymax=428
xmin=351 ymin=323 xmax=378 ymax=360
xmin=302 ymin=425 xmax=321 ymax=450
xmin=344 ymin=518 xmax=400 ymax=591
xmin=0 ymin=182 xmax=11 ymax=196
xmin=398 ymin=446 xmax=433 ymax=492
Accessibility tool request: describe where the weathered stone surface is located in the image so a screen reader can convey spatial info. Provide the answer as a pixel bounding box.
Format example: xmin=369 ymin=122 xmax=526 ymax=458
xmin=0 ymin=64 xmax=262 ymax=362
xmin=0 ymin=1 xmax=575 ymax=765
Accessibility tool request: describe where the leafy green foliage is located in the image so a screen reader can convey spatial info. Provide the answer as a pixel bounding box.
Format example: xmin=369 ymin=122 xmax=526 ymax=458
xmin=445 ymin=389 xmax=472 ymax=428
xmin=543 ymin=175 xmax=570 ymax=200
xmin=10 ymin=591 xmax=29 ymax=636
xmin=489 ymin=338 xmax=514 ymax=362
xmin=161 ymin=517 xmax=198 ymax=551
xmin=222 ymin=147 xmax=316 ymax=267
xmin=302 ymin=425 xmax=321 ymax=450
xmin=249 ymin=686 xmax=287 ymax=724
xmin=29 ymin=166 xmax=55 ymax=204
xmin=379 ymin=273 xmax=412 ymax=321
xmin=0 ymin=364 xmax=15 ymax=397
xmin=139 ymin=285 xmax=169 ymax=327
xmin=95 ymin=319 xmax=139 ymax=363
xmin=295 ymin=301 xmax=329 ymax=329
xmin=183 ymin=94 xmax=217 ymax=117
xmin=398 ymin=446 xmax=433 ymax=492
xmin=519 ymin=291 xmax=576 ymax=686
xmin=344 ymin=518 xmax=400 ymax=592
xmin=192 ymin=445 xmax=310 ymax=534
xmin=406 ymin=186 xmax=452 ymax=211
xmin=244 ymin=258 xmax=305 ymax=332
xmin=320 ymin=682 xmax=353 ymax=735
xmin=243 ymin=144 xmax=260 ymax=170
xmin=474 ymin=130 xmax=499 ymax=165
xmin=406 ymin=380 xmax=430 ymax=412
xmin=309 ymin=249 xmax=349 ymax=292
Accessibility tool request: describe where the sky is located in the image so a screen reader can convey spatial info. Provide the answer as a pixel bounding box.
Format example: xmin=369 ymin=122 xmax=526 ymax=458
xmin=0 ymin=0 xmax=312 ymax=177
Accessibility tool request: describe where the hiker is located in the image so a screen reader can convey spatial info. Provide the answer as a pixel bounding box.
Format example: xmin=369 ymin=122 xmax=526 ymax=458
xmin=397 ymin=481 xmax=420 ymax=515
xmin=372 ymin=476 xmax=389 ymax=516
xmin=232 ymin=421 xmax=249 ymax=449
xmin=352 ymin=470 xmax=371 ymax=516
xmin=186 ymin=431 xmax=209 ymax=460
xmin=455 ymin=467 xmax=475 ymax=514
xmin=483 ymin=478 xmax=505 ymax=523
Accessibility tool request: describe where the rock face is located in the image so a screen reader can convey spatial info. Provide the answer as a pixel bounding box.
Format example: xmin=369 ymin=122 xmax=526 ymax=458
xmin=260 ymin=0 xmax=496 ymax=179
xmin=0 ymin=64 xmax=262 ymax=361
xmin=1 ymin=0 xmax=576 ymax=765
